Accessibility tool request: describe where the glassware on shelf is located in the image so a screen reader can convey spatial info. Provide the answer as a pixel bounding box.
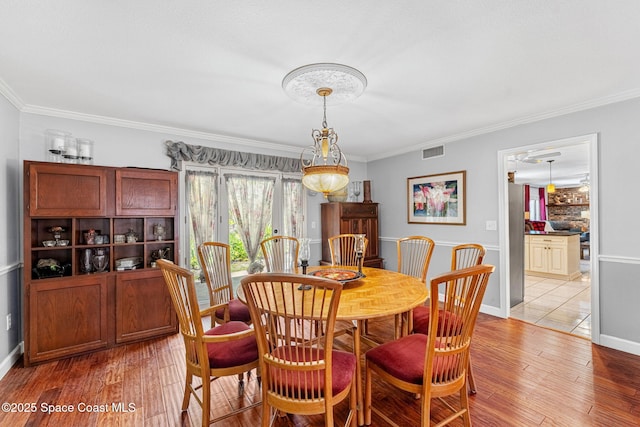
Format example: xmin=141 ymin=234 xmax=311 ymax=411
xmin=80 ymin=249 xmax=93 ymax=273
xmin=62 ymin=137 xmax=79 ymax=164
xmin=125 ymin=228 xmax=138 ymax=243
xmin=45 ymin=129 xmax=72 ymax=163
xmin=92 ymin=248 xmax=109 ymax=272
xmin=76 ymin=138 xmax=94 ymax=165
xmin=153 ymin=223 xmax=166 ymax=241
xmin=48 ymin=226 xmax=65 ymax=244
xmin=352 ymin=181 xmax=361 ymax=202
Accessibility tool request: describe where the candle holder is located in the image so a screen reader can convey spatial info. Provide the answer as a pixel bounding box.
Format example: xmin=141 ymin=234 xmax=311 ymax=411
xmin=355 ymin=234 xmax=366 ymax=275
xmin=299 ymin=238 xmax=311 ymax=273
xmin=298 ymin=238 xmax=311 ymax=290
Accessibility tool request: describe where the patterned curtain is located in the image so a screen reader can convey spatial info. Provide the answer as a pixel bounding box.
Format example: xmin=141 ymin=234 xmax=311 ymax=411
xmin=282 ymin=178 xmax=304 ymax=238
xmin=225 ymin=174 xmax=276 ymax=272
xmin=186 ymin=170 xmax=218 ymax=267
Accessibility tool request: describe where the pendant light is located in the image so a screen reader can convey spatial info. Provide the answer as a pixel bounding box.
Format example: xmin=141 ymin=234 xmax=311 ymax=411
xmin=283 ymin=63 xmax=367 ymax=198
xmin=546 ymin=160 xmax=556 ymax=193
xmin=299 ymin=87 xmax=350 ymax=197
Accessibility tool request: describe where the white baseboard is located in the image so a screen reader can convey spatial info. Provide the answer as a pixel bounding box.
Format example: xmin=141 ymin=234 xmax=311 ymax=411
xmin=480 ymin=304 xmax=505 ymax=318
xmin=0 ymin=342 xmax=23 ymax=380
xmin=598 ymin=334 xmax=640 ymax=356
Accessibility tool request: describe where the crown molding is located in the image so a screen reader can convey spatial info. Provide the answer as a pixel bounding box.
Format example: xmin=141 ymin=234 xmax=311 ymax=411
xmin=0 ymin=77 xmax=25 ymax=110
xmin=14 ymin=87 xmax=639 ymax=164
xmin=367 ymin=88 xmax=640 ymax=162
xmin=19 ymin=104 xmax=368 ymax=162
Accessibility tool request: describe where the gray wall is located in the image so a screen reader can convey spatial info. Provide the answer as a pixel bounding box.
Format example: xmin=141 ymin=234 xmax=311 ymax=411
xmin=3 ymin=95 xmax=640 ymax=373
xmin=368 ymin=97 xmax=640 ymax=352
xmin=0 ymin=93 xmax=21 ymax=376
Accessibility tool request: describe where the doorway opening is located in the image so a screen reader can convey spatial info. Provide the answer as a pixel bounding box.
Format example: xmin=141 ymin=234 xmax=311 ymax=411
xmin=498 ymin=133 xmax=599 ymax=342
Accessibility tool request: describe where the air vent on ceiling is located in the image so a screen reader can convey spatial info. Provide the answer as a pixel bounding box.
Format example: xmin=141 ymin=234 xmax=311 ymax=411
xmin=422 ymin=145 xmax=444 ymax=160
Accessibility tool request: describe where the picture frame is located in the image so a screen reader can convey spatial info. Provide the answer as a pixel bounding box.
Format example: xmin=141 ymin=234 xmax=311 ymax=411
xmin=407 ymin=170 xmax=466 ymax=225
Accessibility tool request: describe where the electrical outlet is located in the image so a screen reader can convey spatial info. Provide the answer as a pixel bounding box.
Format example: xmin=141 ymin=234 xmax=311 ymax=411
xmin=6 ymin=314 xmax=11 ymax=331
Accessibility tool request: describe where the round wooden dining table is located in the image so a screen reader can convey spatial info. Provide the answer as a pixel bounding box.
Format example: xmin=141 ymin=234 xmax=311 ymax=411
xmin=237 ymin=265 xmax=428 ymax=426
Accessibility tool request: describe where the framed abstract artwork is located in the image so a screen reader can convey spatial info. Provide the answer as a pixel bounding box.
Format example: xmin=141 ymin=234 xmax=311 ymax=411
xmin=407 ymin=170 xmax=466 ymax=225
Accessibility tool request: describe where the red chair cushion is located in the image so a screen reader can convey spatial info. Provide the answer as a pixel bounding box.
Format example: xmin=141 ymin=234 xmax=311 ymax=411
xmin=269 ymin=346 xmax=356 ymax=397
xmin=412 ymin=306 xmax=463 ymax=335
xmin=366 ymin=334 xmax=458 ymax=385
xmin=205 ymin=321 xmax=258 ymax=368
xmin=215 ymin=298 xmax=252 ymax=323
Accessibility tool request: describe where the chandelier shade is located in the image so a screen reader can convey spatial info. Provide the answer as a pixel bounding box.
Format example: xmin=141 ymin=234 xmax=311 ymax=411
xmin=301 ymin=164 xmax=350 ymax=195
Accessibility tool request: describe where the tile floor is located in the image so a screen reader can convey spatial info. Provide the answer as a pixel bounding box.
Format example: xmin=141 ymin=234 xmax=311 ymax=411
xmin=510 ymin=261 xmax=591 ymax=339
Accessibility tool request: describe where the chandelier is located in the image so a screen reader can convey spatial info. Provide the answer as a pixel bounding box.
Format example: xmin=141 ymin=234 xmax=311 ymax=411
xmin=546 ymin=160 xmax=556 ymax=193
xmin=299 ymin=87 xmax=349 ymax=197
xmin=282 ymin=63 xmax=366 ymax=197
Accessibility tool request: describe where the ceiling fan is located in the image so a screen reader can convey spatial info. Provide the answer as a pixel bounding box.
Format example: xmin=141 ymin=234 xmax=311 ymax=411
xmin=516 ymin=151 xmax=561 ymax=164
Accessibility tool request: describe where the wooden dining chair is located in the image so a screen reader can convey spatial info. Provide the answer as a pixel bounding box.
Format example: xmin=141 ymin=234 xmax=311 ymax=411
xmin=328 ymin=234 xmax=368 ymax=267
xmin=260 ymin=235 xmax=299 ymax=272
xmin=365 ymin=264 xmax=495 ymax=427
xmin=241 ymin=273 xmax=357 ymax=427
xmin=412 ymin=243 xmax=485 ymax=394
xmin=157 ymin=259 xmax=260 ymax=427
xmin=198 ymin=242 xmax=252 ymax=328
xmin=328 ymin=234 xmax=369 ymax=337
xmin=396 ymin=236 xmax=435 ymax=337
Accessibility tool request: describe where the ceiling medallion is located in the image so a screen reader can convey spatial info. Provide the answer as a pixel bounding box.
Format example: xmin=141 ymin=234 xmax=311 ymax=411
xmin=282 ymin=63 xmax=367 ymax=106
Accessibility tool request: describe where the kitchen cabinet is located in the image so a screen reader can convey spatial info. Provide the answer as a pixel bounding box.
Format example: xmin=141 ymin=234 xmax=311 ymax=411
xmin=525 ymin=233 xmax=580 ymax=280
xmin=23 ymin=161 xmax=179 ymax=366
xmin=320 ymin=202 xmax=384 ymax=268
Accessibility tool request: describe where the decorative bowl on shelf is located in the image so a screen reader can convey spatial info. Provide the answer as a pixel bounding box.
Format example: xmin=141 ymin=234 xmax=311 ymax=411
xmin=56 ymin=240 xmax=70 ymax=246
xmin=42 ymin=240 xmax=57 ymax=247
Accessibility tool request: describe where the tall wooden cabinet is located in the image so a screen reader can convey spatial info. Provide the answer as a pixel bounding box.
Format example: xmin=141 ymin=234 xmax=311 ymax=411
xmin=23 ymin=161 xmax=179 ymax=366
xmin=320 ymin=202 xmax=384 ymax=268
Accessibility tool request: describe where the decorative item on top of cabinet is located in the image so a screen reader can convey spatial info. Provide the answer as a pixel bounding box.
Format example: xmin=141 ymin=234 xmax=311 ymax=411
xmin=23 ymin=161 xmax=180 ymax=366
xmin=320 ymin=202 xmax=383 ymax=268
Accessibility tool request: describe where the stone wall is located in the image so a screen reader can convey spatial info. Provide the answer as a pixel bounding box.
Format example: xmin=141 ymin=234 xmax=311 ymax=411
xmin=548 ymin=187 xmax=590 ymax=230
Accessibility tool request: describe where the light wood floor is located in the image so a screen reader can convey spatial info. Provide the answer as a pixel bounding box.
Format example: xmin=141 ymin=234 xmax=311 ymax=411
xmin=1 ymin=313 xmax=639 ymax=426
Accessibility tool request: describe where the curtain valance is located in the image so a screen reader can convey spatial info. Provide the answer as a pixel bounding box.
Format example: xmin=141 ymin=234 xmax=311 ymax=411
xmin=165 ymin=140 xmax=302 ymax=173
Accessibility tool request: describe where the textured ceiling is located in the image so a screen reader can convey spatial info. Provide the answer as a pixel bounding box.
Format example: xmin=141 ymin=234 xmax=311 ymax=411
xmin=1 ymin=1 xmax=639 ymax=186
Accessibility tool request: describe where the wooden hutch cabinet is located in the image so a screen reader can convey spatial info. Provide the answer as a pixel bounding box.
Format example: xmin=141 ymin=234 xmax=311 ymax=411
xmin=320 ymin=202 xmax=383 ymax=268
xmin=23 ymin=161 xmax=179 ymax=366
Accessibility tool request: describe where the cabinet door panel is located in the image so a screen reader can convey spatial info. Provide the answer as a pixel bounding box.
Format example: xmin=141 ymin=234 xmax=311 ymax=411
xmin=29 ymin=276 xmax=108 ymax=363
xmin=115 ymin=270 xmax=177 ymax=343
xmin=529 ymin=242 xmax=547 ymax=272
xmin=548 ymin=244 xmax=568 ymax=275
xmin=116 ymin=169 xmax=177 ymax=216
xmin=28 ymin=163 xmax=108 ymax=217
